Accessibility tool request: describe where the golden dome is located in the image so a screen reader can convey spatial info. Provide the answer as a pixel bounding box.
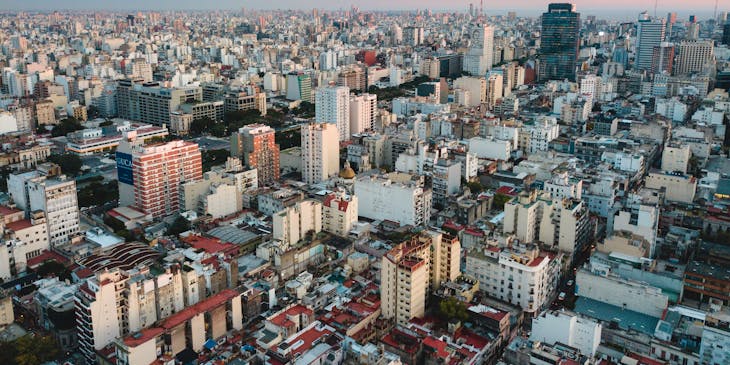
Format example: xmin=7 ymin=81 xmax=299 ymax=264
xmin=339 ymin=161 xmax=356 ymax=179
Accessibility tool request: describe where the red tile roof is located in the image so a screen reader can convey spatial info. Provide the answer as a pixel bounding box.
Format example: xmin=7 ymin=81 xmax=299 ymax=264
xmin=6 ymin=219 xmax=34 ymax=231
xmin=123 ymin=326 xmax=165 ymax=347
xmin=159 ymin=289 xmax=239 ymax=330
xmin=26 ymin=250 xmax=70 ymax=268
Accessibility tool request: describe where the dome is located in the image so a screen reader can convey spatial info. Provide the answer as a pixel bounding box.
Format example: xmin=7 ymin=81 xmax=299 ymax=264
xmin=339 ymin=161 xmax=356 ymax=179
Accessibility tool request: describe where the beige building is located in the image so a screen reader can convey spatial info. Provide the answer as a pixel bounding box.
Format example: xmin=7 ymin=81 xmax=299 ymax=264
xmin=35 ymin=100 xmax=56 ymax=125
xmin=597 ymin=232 xmax=651 ymax=258
xmin=453 ymin=76 xmax=486 ymax=107
xmin=661 ymin=143 xmax=691 ymax=174
xmin=645 ymin=172 xmax=696 ymax=204
xmin=380 ymin=230 xmax=460 ymax=325
xmin=503 ymin=190 xmax=591 ymax=255
xmin=301 ymin=122 xmax=339 ymax=184
xmin=486 ymin=73 xmax=503 ymax=111
xmin=273 ymin=200 xmax=323 ymax=246
xmin=0 ymin=209 xmax=49 ymax=279
xmin=322 ymin=192 xmax=358 ymax=237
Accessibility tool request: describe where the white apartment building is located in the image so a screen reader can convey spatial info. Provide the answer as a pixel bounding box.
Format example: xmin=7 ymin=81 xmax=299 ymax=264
xmin=463 ymin=24 xmax=494 ymax=76
xmin=76 ymin=270 xmax=124 ymax=363
xmin=354 ymin=172 xmax=432 ymax=226
xmin=465 ymin=244 xmax=560 ymax=313
xmin=349 ymin=93 xmax=377 ymax=134
xmin=273 ymin=200 xmax=323 ymax=247
xmin=530 ymin=310 xmax=602 ymax=357
xmin=8 ymin=165 xmax=80 ymax=247
xmin=525 ymin=117 xmax=559 ymax=153
xmin=315 ymin=85 xmax=350 ymax=141
xmin=0 ymin=209 xmax=48 ymax=279
xmin=468 ymin=137 xmax=512 ymax=160
xmin=301 ymin=123 xmax=340 ymax=185
xmin=381 ymin=231 xmax=460 ymax=325
xmin=544 ymin=171 xmax=583 ymax=200
xmin=322 ymin=193 xmax=358 ymax=237
xmin=485 ymin=73 xmax=503 ymax=110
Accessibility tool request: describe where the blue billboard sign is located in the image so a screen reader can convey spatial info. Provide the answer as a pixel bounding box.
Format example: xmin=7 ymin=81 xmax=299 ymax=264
xmin=116 ymin=152 xmax=134 ymax=185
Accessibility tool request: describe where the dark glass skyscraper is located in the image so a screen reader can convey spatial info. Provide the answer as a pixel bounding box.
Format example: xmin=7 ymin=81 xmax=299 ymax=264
xmin=539 ymin=3 xmax=580 ymax=82
xmin=723 ymin=22 xmax=730 ymax=46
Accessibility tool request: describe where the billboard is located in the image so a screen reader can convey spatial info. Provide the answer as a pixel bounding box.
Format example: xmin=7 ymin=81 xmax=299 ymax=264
xmin=116 ymin=152 xmax=134 ymax=185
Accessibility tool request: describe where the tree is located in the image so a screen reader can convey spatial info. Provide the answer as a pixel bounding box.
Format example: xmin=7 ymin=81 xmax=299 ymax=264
xmin=202 ymin=149 xmax=230 ymax=172
xmin=167 ymin=216 xmax=190 ymax=236
xmin=439 ymin=297 xmax=468 ymax=322
xmin=189 ymin=117 xmax=216 ymax=136
xmin=493 ymin=193 xmax=513 ymax=211
xmin=466 ymin=181 xmax=484 ymax=194
xmin=50 ymin=117 xmax=84 ymax=137
xmin=47 ymin=153 xmax=83 ymax=176
xmin=13 ymin=335 xmax=60 ymax=365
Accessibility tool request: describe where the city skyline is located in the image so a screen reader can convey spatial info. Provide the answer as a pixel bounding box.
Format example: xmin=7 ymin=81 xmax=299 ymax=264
xmin=0 ymin=0 xmax=722 ymax=18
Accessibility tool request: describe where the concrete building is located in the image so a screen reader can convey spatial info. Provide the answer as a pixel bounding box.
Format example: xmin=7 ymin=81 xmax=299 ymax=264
xmin=322 ymin=192 xmax=358 ymax=237
xmin=468 ymin=137 xmax=511 ymax=160
xmin=0 ymin=208 xmax=48 ymax=279
xmin=530 ymin=310 xmax=602 ymax=357
xmin=699 ymin=312 xmax=730 ymax=365
xmin=465 ymin=244 xmax=560 ymax=314
xmin=675 ymin=40 xmax=714 ymax=75
xmin=661 ymin=143 xmax=691 ymax=174
xmin=349 ymin=93 xmax=377 ymax=134
xmin=454 ymin=76 xmax=486 ymax=107
xmin=503 ymin=190 xmax=591 ymax=255
xmin=645 ymin=172 xmax=696 ymax=204
xmin=315 ymin=85 xmax=350 ymax=141
xmin=463 ymin=24 xmax=494 ymax=76
xmin=116 ymin=132 xmax=202 ymax=218
xmin=431 ymin=159 xmax=462 ymax=208
xmin=231 ymin=124 xmax=280 ymax=185
xmin=286 ymin=72 xmax=313 ymax=103
xmin=116 ymin=79 xmax=202 ymax=126
xmin=75 ymin=270 xmax=124 ymax=363
xmin=381 ymin=231 xmax=460 ymax=325
xmin=354 ymin=172 xmax=432 ymax=227
xmin=301 ymin=122 xmax=339 ymax=184
xmin=8 ymin=164 xmax=79 ymax=247
xmin=576 ymin=265 xmax=668 ymax=318
xmin=273 ymin=200 xmax=322 ymax=247
xmin=485 ymin=73 xmax=503 ymax=110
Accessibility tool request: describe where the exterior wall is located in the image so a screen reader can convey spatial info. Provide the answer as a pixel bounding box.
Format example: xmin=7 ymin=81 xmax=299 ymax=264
xmin=661 ymin=144 xmax=691 ymax=174
xmin=468 ymin=137 xmax=511 ymax=160
xmin=576 ymin=270 xmax=668 ymax=317
xmin=530 ymin=311 xmax=602 ymax=357
xmin=355 ymin=175 xmax=431 ymax=226
xmin=645 ymin=173 xmax=696 ymax=204
xmin=301 ymin=123 xmax=339 ymax=184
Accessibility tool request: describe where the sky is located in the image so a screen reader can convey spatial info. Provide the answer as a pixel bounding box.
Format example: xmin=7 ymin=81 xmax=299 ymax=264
xmin=0 ymin=0 xmax=721 ymax=20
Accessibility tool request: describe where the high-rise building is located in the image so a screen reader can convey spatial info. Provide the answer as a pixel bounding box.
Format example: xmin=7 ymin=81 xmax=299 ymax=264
xmin=675 ymin=40 xmax=714 ymax=75
xmin=301 ymin=122 xmax=339 ymax=185
xmin=539 ymin=3 xmax=580 ymax=81
xmin=381 ymin=231 xmax=460 ymax=325
xmin=116 ymin=79 xmax=202 ymax=126
xmin=75 ymin=270 xmax=124 ymax=364
xmin=116 ymin=132 xmax=202 ymax=218
xmin=723 ymin=22 xmax=730 ymax=45
xmin=485 ymin=73 xmax=503 ymax=110
xmin=315 ymin=85 xmax=350 ymax=141
xmin=463 ymin=23 xmax=494 ymax=76
xmin=651 ymin=42 xmax=675 ymax=75
xmin=231 ymin=124 xmax=280 ymax=185
xmin=8 ymin=163 xmax=80 ymax=247
xmin=285 ymin=72 xmax=313 ymax=103
xmin=635 ymin=12 xmax=666 ymax=71
xmin=349 ymin=93 xmax=377 ymax=134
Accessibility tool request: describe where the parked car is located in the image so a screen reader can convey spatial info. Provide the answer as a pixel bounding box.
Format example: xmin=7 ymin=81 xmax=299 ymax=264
xmin=558 ymin=292 xmax=566 ymax=301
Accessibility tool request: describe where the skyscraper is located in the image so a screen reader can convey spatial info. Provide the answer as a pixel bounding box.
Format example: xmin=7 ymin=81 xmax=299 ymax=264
xmin=463 ymin=23 xmax=494 ymax=76
xmin=315 ymin=85 xmax=351 ymax=141
xmin=539 ymin=3 xmax=580 ymax=82
xmin=301 ymin=122 xmax=339 ymax=185
xmin=635 ymin=12 xmax=666 ymax=72
xmin=349 ymin=93 xmax=377 ymax=134
xmin=723 ymin=22 xmax=730 ymax=46
xmin=675 ymin=40 xmax=715 ymax=75
xmin=116 ymin=132 xmax=203 ymax=218
xmin=231 ymin=124 xmax=280 ymax=185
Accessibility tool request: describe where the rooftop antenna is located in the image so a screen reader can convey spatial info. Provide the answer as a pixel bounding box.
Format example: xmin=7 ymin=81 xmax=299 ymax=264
xmin=654 ymin=0 xmax=658 ymax=18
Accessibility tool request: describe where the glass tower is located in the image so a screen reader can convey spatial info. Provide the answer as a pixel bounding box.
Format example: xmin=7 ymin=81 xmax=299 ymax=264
xmin=539 ymin=3 xmax=581 ymax=82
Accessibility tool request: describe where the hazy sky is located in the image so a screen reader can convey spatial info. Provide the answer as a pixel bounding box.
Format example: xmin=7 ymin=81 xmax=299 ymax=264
xmin=0 ymin=0 xmax=721 ymax=19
